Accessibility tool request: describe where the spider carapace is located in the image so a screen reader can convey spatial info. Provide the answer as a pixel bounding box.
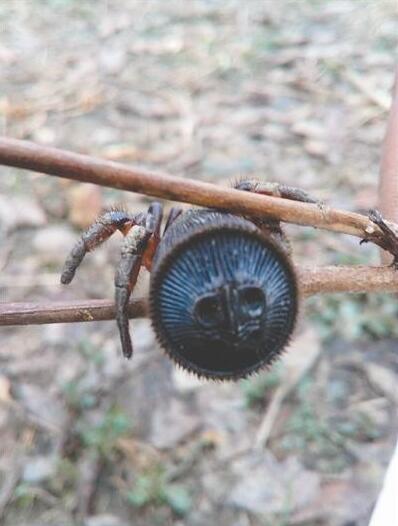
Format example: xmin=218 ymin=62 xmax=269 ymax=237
xmin=61 ymin=180 xmax=317 ymax=380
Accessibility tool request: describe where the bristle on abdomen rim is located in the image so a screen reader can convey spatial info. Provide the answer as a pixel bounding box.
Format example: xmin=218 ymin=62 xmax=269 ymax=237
xmin=149 ymin=211 xmax=298 ymax=380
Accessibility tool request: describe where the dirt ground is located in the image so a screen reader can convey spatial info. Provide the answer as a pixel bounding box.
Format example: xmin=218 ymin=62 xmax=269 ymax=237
xmin=0 ymin=1 xmax=398 ymax=525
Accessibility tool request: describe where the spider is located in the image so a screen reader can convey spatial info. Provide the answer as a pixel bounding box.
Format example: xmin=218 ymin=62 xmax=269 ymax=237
xmin=61 ymin=180 xmax=318 ymax=380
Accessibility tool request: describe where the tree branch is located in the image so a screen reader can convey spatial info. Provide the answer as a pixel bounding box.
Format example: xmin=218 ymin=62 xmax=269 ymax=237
xmin=0 ymin=298 xmax=147 ymax=326
xmin=0 ymin=137 xmax=395 ymax=255
xmin=1 ymin=266 xmax=398 ymax=326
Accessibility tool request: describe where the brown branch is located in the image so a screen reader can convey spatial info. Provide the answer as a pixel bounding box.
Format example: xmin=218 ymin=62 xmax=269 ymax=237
xmin=297 ymin=265 xmax=398 ymax=295
xmin=2 ymin=266 xmax=398 ymax=327
xmin=0 ymin=137 xmax=394 ymax=253
xmin=0 ymin=298 xmax=148 ymax=326
xmin=379 ymin=65 xmax=398 ymax=263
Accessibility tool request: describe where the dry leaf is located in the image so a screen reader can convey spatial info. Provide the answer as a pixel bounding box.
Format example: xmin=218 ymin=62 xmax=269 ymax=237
xmin=67 ymin=184 xmax=103 ymax=229
xmin=0 ymin=376 xmax=11 ymax=403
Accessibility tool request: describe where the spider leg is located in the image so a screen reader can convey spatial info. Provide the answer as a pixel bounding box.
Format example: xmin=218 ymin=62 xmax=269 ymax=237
xmin=163 ymin=207 xmax=183 ymax=234
xmin=61 ymin=210 xmax=145 ymax=284
xmin=142 ymin=202 xmax=164 ymax=271
xmin=235 ymin=180 xmax=319 ymax=204
xmin=234 ymin=180 xmax=321 ymax=252
xmin=145 ymin=201 xmax=163 ymax=236
xmin=368 ymin=209 xmax=398 ymax=266
xmin=114 ymin=226 xmax=150 ymax=358
xmin=115 ymin=202 xmax=163 ymax=358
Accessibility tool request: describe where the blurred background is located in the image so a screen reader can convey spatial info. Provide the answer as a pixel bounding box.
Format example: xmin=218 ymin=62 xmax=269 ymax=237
xmin=0 ymin=1 xmax=398 ymax=525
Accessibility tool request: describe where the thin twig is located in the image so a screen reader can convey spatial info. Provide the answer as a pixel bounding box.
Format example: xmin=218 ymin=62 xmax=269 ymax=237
xmin=254 ymin=386 xmax=286 ymax=449
xmin=0 ymin=137 xmax=395 ymax=253
xmin=75 ymin=450 xmax=103 ymax=519
xmin=345 ymin=69 xmax=391 ymax=111
xmin=1 ymin=266 xmax=398 ymax=327
xmin=0 ymin=449 xmax=22 ymax=522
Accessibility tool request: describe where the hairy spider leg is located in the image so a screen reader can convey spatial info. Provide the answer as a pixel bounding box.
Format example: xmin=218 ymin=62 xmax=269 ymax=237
xmin=115 ymin=202 xmax=164 ymax=358
xmin=141 ymin=202 xmax=164 ymax=271
xmin=235 ymin=179 xmax=318 ymax=204
xmin=163 ymin=206 xmax=183 ymax=234
xmin=114 ymin=227 xmax=150 ymax=359
xmin=367 ymin=209 xmax=398 ymax=266
xmin=60 ymin=210 xmax=145 ymax=284
xmin=235 ymin=179 xmax=320 ymax=252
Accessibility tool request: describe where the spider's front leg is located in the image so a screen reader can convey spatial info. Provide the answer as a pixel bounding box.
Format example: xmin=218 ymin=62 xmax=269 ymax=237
xmin=115 ymin=202 xmax=163 ymax=358
xmin=61 ymin=209 xmax=145 ymax=284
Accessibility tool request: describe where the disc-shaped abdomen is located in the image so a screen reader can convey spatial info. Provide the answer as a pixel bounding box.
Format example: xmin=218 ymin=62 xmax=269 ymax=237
xmin=149 ymin=210 xmax=298 ymax=380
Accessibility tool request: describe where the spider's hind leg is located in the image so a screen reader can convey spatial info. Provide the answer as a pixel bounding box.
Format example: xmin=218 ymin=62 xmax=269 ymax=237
xmin=235 ymin=179 xmax=320 ymax=254
xmin=61 ymin=209 xmax=144 ymax=284
xmin=115 ymin=202 xmax=163 ymax=358
xmin=235 ymin=179 xmax=319 ymax=204
xmin=163 ymin=206 xmax=183 ymax=234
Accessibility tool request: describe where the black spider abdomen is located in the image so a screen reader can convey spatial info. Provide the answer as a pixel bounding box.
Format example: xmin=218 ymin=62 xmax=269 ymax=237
xmin=149 ymin=210 xmax=298 ymax=380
